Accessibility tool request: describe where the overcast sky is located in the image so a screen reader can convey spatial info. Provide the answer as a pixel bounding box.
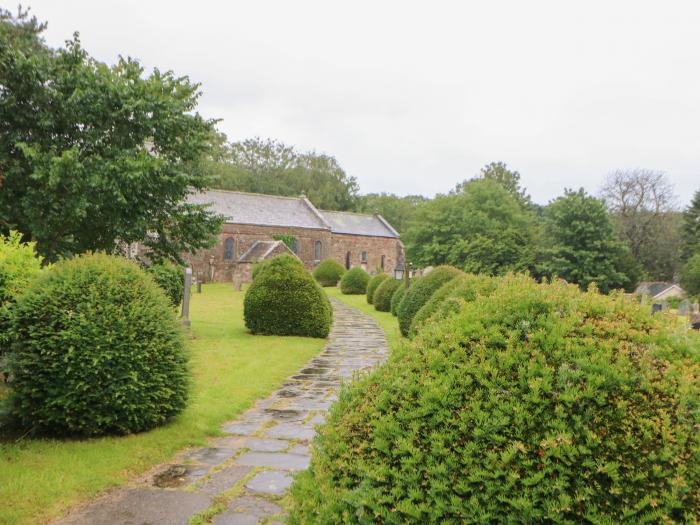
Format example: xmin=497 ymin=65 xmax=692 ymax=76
xmin=26 ymin=0 xmax=700 ymax=206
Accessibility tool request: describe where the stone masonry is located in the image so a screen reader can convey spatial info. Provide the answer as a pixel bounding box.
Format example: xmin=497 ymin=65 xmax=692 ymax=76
xmin=53 ymin=299 xmax=388 ymax=525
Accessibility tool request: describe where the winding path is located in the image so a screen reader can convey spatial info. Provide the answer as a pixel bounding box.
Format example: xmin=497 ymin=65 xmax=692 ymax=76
xmin=56 ymin=298 xmax=388 ymax=525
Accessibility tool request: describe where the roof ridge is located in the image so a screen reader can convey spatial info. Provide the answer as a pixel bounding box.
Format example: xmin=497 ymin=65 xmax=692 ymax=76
xmin=319 ymin=209 xmax=378 ymax=217
xmin=201 ymin=188 xmax=306 ymax=202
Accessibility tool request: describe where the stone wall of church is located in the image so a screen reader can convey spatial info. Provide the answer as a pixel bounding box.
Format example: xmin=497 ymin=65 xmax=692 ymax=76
xmin=330 ymin=234 xmax=403 ymax=275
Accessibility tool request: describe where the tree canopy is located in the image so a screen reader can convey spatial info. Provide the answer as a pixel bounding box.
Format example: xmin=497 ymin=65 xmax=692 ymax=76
xmin=404 ymin=179 xmax=535 ymax=274
xmin=537 ymin=189 xmax=637 ymax=293
xmin=682 ymin=190 xmax=700 ymax=261
xmin=0 ymin=9 xmax=222 ymax=263
xmin=355 ymin=192 xmax=427 ymax=234
xmin=457 ymin=161 xmax=532 ymax=208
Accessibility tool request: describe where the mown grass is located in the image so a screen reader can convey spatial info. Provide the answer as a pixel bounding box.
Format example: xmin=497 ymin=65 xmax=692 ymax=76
xmin=0 ymin=284 xmax=325 ymax=525
xmin=325 ymin=286 xmax=402 ymax=347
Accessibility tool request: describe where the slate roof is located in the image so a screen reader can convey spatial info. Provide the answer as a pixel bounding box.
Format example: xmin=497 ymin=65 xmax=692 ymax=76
xmin=320 ymin=210 xmax=399 ymax=238
xmin=188 ymin=190 xmax=400 ymax=238
xmin=635 ymin=281 xmax=681 ymax=298
xmin=238 ymin=240 xmax=294 ymax=263
xmin=187 ymin=190 xmax=329 ymax=230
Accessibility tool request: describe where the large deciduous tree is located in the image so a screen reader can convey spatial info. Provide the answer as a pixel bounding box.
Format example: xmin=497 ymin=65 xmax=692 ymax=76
xmin=354 ymin=192 xmax=427 ymax=234
xmin=0 ymin=9 xmax=222 ymax=263
xmin=537 ymin=189 xmax=638 ymax=293
xmin=600 ymin=169 xmax=681 ymax=281
xmin=457 ymin=161 xmax=532 ymax=208
xmin=681 ymin=190 xmax=700 ymax=261
xmin=206 ymin=136 xmax=359 ymax=211
xmin=404 ymin=179 xmax=535 ymax=274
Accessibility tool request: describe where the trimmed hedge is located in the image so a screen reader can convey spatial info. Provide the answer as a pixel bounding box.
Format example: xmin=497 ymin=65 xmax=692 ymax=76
xmin=340 ymin=267 xmax=370 ymax=295
xmin=396 ymin=266 xmax=463 ymax=336
xmin=366 ymin=273 xmax=390 ymax=304
xmin=4 ymin=253 xmax=188 ymax=436
xmin=146 ymin=263 xmax=184 ymax=307
xmin=373 ymin=278 xmax=402 ymax=312
xmin=290 ymin=275 xmax=700 ymax=523
xmin=252 ymin=255 xmax=304 ymax=281
xmin=408 ymin=273 xmax=496 ymax=336
xmin=390 ymin=284 xmax=408 ymax=316
xmin=244 ymin=255 xmax=332 ymax=338
xmin=313 ymin=258 xmax=345 ymax=287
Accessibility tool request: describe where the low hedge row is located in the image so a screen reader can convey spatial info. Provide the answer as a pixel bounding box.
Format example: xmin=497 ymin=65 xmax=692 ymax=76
xmin=366 ymin=273 xmax=390 ymax=304
xmin=390 ymin=284 xmax=408 ymax=316
xmin=290 ymin=274 xmax=700 ymax=523
xmin=373 ymin=278 xmax=402 ymax=312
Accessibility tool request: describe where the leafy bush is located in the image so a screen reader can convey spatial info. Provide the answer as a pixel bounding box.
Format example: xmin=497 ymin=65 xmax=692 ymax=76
xmin=4 ymin=253 xmax=188 ymax=436
xmin=396 ymin=265 xmax=463 ymax=336
xmin=366 ymin=273 xmax=390 ymax=304
xmin=146 ymin=263 xmax=184 ymax=307
xmin=0 ymin=232 xmax=44 ymax=359
xmin=409 ymin=273 xmax=496 ymax=336
xmin=390 ymin=284 xmax=408 ymax=316
xmin=252 ymin=255 xmax=304 ymax=281
xmin=290 ymin=275 xmax=700 ymax=524
xmin=680 ymin=253 xmax=700 ymax=298
xmin=313 ymin=258 xmax=345 ymax=287
xmin=373 ymin=278 xmax=402 ymax=312
xmin=340 ymin=267 xmax=370 ymax=295
xmin=244 ymin=255 xmax=332 ymax=338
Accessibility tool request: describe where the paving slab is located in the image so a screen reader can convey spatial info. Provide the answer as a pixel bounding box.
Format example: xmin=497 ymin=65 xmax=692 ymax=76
xmin=235 ymin=451 xmax=310 ymax=470
xmin=197 ymin=465 xmax=253 ymax=496
xmin=245 ymin=470 xmax=294 ymax=495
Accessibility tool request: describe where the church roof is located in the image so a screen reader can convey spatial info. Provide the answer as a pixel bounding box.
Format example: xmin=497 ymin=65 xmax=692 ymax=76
xmin=321 ymin=210 xmax=399 ymax=238
xmin=237 ymin=240 xmax=295 ymax=263
xmin=188 ymin=190 xmax=399 ymax=238
xmin=187 ymin=190 xmax=329 ymax=230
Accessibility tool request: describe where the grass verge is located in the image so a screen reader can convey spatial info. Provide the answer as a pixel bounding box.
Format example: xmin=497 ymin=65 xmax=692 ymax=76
xmin=0 ymin=284 xmax=325 ymax=525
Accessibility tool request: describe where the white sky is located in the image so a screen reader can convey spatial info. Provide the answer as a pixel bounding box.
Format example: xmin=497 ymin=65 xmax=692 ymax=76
xmin=26 ymin=0 xmax=700 ymax=206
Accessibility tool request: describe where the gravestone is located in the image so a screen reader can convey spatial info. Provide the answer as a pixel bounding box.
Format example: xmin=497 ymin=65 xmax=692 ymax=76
xmin=181 ymin=267 xmax=192 ymax=328
xmin=679 ymin=300 xmax=691 ymax=316
xmin=651 ymin=303 xmax=664 ymax=315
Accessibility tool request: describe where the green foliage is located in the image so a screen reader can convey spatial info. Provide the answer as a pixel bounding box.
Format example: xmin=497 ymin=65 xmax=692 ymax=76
xmin=390 ymin=284 xmax=407 ymax=316
xmin=272 ymin=234 xmax=296 ymax=251
xmin=340 ymin=267 xmax=370 ymax=295
xmin=409 ymin=273 xmax=497 ymax=336
xmin=145 ymin=263 xmax=184 ymax=307
xmin=244 ymin=255 xmax=331 ymax=338
xmin=404 ymin=179 xmax=535 ymax=274
xmin=538 ymin=189 xmax=636 ymax=293
xmin=0 ymin=231 xmax=44 ymax=358
xmin=397 ymin=266 xmax=463 ymax=336
xmin=0 ymin=15 xmax=222 ymax=263
xmin=355 ymin=193 xmax=427 ymax=234
xmin=682 ymin=190 xmax=700 ymax=261
xmin=366 ymin=273 xmax=390 ymax=304
xmin=680 ymin=253 xmax=700 ymax=298
xmin=252 ymin=255 xmax=303 ymax=281
xmin=205 ymin=136 xmax=359 ymax=211
xmin=312 ymin=258 xmax=345 ymax=287
xmin=373 ymin=278 xmax=401 ymax=312
xmin=4 ymin=253 xmax=188 ymax=436
xmin=290 ymin=275 xmax=700 ymax=524
xmin=456 ymin=161 xmax=532 ymax=208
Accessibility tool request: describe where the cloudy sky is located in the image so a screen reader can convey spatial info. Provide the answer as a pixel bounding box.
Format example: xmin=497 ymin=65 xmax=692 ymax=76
xmin=27 ymin=1 xmax=700 ymax=205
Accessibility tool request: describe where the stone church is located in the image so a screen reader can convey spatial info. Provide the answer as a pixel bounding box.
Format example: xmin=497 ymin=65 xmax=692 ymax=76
xmin=179 ymin=190 xmax=403 ymax=283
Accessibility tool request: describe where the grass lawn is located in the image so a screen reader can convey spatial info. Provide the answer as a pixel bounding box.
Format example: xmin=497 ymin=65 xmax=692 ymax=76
xmin=325 ymin=286 xmax=402 ymax=348
xmin=0 ymin=284 xmax=325 ymax=525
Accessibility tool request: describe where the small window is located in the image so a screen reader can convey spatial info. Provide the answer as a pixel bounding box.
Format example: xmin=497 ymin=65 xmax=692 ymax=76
xmin=361 ymin=251 xmax=368 ymax=263
xmin=345 ymin=251 xmax=351 ymax=269
xmin=224 ymin=238 xmax=234 ymax=260
xmin=314 ymin=240 xmax=322 ymax=261
xmin=381 ymin=255 xmax=385 ymax=271
xmin=291 ymin=237 xmax=299 ymax=254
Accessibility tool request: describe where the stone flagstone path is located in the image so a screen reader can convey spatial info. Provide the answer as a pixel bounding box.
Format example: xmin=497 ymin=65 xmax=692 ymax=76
xmin=55 ymin=298 xmax=388 ymax=525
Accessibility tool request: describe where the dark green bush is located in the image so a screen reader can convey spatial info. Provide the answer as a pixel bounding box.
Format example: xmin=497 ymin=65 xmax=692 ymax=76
xmin=4 ymin=253 xmax=188 ymax=436
xmin=340 ymin=267 xmax=370 ymax=295
xmin=313 ymin=258 xmax=345 ymax=287
xmin=244 ymin=255 xmax=332 ymax=338
xmin=146 ymin=263 xmax=184 ymax=307
xmin=409 ymin=273 xmax=496 ymax=336
xmin=390 ymin=284 xmax=408 ymax=316
xmin=290 ymin=275 xmax=700 ymax=524
xmin=373 ymin=278 xmax=402 ymax=312
xmin=396 ymin=266 xmax=463 ymax=336
xmin=252 ymin=255 xmax=304 ymax=281
xmin=366 ymin=273 xmax=390 ymax=304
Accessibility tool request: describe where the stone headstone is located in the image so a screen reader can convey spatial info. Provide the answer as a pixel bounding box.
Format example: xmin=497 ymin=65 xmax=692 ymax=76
xmin=651 ymin=303 xmax=664 ymax=315
xmin=679 ymin=299 xmax=691 ymax=316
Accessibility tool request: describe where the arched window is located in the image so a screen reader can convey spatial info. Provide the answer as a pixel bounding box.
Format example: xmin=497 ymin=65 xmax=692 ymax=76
xmin=345 ymin=251 xmax=351 ymax=269
xmin=314 ymin=240 xmax=322 ymax=261
xmin=224 ymin=238 xmax=234 ymax=260
xmin=381 ymin=255 xmax=385 ymax=271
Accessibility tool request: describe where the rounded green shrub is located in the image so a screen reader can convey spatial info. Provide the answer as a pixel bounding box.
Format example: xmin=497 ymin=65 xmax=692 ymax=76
xmin=252 ymin=255 xmax=304 ymax=281
xmin=340 ymin=267 xmax=370 ymax=295
xmin=312 ymin=258 xmax=345 ymax=287
xmin=409 ymin=273 xmax=496 ymax=336
xmin=5 ymin=253 xmax=188 ymax=436
xmin=244 ymin=255 xmax=332 ymax=338
xmin=290 ymin=275 xmax=700 ymax=524
xmin=366 ymin=273 xmax=390 ymax=304
xmin=373 ymin=278 xmax=401 ymax=312
xmin=396 ymin=265 xmax=463 ymax=336
xmin=146 ymin=263 xmax=184 ymax=307
xmin=390 ymin=283 xmax=408 ymax=316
